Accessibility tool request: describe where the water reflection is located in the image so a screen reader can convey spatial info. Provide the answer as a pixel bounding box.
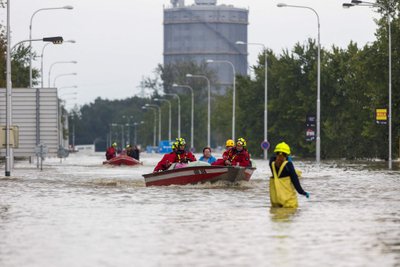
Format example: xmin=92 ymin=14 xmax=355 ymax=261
xmin=269 ymin=207 xmax=298 ymax=222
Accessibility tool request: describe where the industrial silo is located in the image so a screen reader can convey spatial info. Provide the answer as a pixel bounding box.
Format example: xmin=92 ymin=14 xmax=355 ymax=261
xmin=164 ymin=0 xmax=248 ymax=89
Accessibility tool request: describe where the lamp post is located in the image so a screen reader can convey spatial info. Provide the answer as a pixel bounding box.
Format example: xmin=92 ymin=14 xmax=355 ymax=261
xmin=206 ymin=59 xmax=236 ymax=140
xmin=53 ymin=73 xmax=77 ymax=87
xmin=59 ymin=85 xmax=78 ymax=91
xmin=173 ymin=83 xmax=194 ymax=150
xmin=6 ymin=35 xmax=63 ymax=176
xmin=133 ymin=121 xmax=145 ymax=145
xmin=41 ymin=40 xmax=75 ymax=88
xmin=277 ymin=3 xmax=321 ymax=165
xmin=142 ymin=106 xmax=157 ymax=147
xmin=146 ymin=104 xmax=162 ymax=144
xmin=154 ymin=98 xmax=172 ymax=141
xmin=186 ymin=73 xmax=211 ymax=147
xmin=29 ymin=6 xmax=73 ymax=88
xmin=122 ymin=115 xmax=134 ymax=145
xmin=236 ymin=41 xmax=269 ymax=160
xmin=342 ymin=0 xmax=392 ymax=169
xmin=164 ymin=93 xmax=181 ymax=138
xmin=48 ymin=61 xmax=77 ymax=87
xmin=5 ymin=0 xmax=11 ymax=176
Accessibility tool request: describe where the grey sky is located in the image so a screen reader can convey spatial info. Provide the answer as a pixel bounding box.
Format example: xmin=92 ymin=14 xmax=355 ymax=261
xmin=3 ymin=0 xmax=380 ymax=107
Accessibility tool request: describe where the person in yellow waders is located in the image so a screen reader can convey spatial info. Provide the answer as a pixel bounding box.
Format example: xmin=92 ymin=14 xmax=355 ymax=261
xmin=269 ymin=142 xmax=309 ymax=208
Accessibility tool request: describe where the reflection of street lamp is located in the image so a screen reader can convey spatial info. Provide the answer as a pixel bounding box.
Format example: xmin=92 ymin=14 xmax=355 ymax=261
xmin=236 ymin=40 xmax=269 ymax=160
xmin=142 ymin=106 xmax=157 ymax=146
xmin=53 ymin=73 xmax=77 ymax=87
xmin=186 ymin=73 xmax=211 ymax=147
xmin=29 ymin=5 xmax=73 ymax=88
xmin=40 ymin=40 xmax=75 ymax=88
xmin=48 ymin=61 xmax=77 ymax=87
xmin=154 ymin=98 xmax=171 ymax=141
xmin=206 ymin=59 xmax=236 ymax=140
xmin=277 ymin=3 xmax=321 ymax=165
xmin=164 ymin=93 xmax=181 ymax=139
xmin=173 ymin=83 xmax=195 ymax=150
xmin=342 ymin=1 xmax=392 ymax=169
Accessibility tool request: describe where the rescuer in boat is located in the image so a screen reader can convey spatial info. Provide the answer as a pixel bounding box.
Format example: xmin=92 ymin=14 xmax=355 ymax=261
xmin=153 ymin=138 xmax=196 ymax=172
xmin=212 ymin=138 xmax=251 ymax=167
xmin=211 ymin=139 xmax=235 ymax=166
xmin=105 ymin=142 xmax=117 ymax=160
xmin=269 ymin=142 xmax=309 ymax=208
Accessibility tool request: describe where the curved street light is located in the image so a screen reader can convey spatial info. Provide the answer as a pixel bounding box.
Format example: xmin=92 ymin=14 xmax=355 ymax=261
xmin=48 ymin=61 xmax=77 ymax=87
xmin=142 ymin=106 xmax=157 ymax=147
xmin=146 ymin=104 xmax=162 ymax=144
xmin=206 ymin=59 xmax=236 ymax=141
xmin=173 ymin=83 xmax=195 ymax=149
xmin=164 ymin=93 xmax=181 ymax=139
xmin=186 ymin=73 xmax=211 ymax=147
xmin=236 ymin=40 xmax=269 ymax=160
xmin=154 ymin=98 xmax=172 ymax=141
xmin=342 ymin=0 xmax=392 ymax=169
xmin=29 ymin=6 xmax=73 ymax=88
xmin=53 ymin=72 xmax=77 ymax=87
xmin=41 ymin=40 xmax=76 ymax=88
xmin=277 ymin=3 xmax=321 ymax=165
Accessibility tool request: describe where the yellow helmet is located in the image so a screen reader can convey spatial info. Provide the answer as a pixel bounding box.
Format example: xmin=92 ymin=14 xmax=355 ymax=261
xmin=112 ymin=142 xmax=117 ymax=147
xmin=225 ymin=139 xmax=235 ymax=147
xmin=274 ymin=142 xmax=291 ymax=155
xmin=176 ymin=137 xmax=186 ymax=147
xmin=236 ymin=137 xmax=247 ymax=148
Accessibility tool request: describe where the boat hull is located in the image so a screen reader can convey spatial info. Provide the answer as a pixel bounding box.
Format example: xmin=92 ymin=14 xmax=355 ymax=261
xmin=103 ymin=155 xmax=141 ymax=166
xmin=143 ymin=165 xmax=256 ymax=186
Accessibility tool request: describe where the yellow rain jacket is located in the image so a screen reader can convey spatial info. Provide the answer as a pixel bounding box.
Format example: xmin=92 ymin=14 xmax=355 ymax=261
xmin=270 ymin=161 xmax=298 ymax=208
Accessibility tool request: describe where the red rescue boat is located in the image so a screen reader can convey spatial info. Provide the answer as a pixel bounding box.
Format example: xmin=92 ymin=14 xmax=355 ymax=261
xmin=103 ymin=155 xmax=141 ymax=166
xmin=143 ymin=163 xmax=256 ymax=186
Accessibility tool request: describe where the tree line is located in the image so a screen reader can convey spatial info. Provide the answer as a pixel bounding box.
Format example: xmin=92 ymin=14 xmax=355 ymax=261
xmin=1 ymin=0 xmax=399 ymax=159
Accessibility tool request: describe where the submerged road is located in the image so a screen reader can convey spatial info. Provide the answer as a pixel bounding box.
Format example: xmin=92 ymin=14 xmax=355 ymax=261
xmin=0 ymin=152 xmax=399 ymax=267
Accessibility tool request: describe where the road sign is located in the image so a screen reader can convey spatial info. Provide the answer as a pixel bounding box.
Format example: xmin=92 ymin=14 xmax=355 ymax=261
xmin=261 ymin=140 xmax=270 ymax=150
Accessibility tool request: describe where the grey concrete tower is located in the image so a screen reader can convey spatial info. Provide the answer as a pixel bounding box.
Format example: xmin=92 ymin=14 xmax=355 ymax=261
xmin=164 ymin=0 xmax=248 ymax=89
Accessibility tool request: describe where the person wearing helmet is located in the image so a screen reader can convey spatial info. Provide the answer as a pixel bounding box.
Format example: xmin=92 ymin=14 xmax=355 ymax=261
xmin=212 ymin=138 xmax=251 ymax=167
xmin=105 ymin=142 xmax=118 ymax=160
xmin=153 ymin=138 xmax=196 ymax=172
xmin=269 ymin=142 xmax=309 ymax=208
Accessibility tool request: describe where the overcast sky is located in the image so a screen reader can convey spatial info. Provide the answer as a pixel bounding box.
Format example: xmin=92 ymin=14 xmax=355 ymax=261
xmin=2 ymin=0 xmax=380 ymax=107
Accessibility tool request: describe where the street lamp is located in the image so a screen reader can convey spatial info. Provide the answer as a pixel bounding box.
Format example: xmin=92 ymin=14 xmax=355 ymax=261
xmin=146 ymin=104 xmax=162 ymax=144
xmin=59 ymin=85 xmax=78 ymax=91
xmin=142 ymin=106 xmax=157 ymax=147
xmin=236 ymin=40 xmax=269 ymax=160
xmin=122 ymin=115 xmax=134 ymax=145
xmin=6 ymin=35 xmax=63 ymax=176
xmin=206 ymin=59 xmax=236 ymax=141
xmin=154 ymin=98 xmax=172 ymax=141
xmin=164 ymin=93 xmax=181 ymax=139
xmin=29 ymin=6 xmax=73 ymax=88
xmin=186 ymin=73 xmax=211 ymax=147
xmin=133 ymin=121 xmax=145 ymax=145
xmin=342 ymin=0 xmax=392 ymax=169
xmin=173 ymin=83 xmax=194 ymax=150
xmin=277 ymin=3 xmax=321 ymax=165
xmin=41 ymin=40 xmax=75 ymax=88
xmin=53 ymin=73 xmax=77 ymax=87
xmin=48 ymin=61 xmax=77 ymax=87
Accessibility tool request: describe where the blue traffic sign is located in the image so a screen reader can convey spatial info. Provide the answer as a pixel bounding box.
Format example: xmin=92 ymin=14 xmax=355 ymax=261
xmin=261 ymin=140 xmax=270 ymax=150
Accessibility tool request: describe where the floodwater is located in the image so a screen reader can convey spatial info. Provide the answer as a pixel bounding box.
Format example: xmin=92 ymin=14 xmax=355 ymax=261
xmin=0 ymin=152 xmax=399 ymax=267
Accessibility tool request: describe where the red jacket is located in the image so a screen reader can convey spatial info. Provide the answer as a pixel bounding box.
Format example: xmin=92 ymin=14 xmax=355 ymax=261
xmin=105 ymin=147 xmax=116 ymax=160
xmin=230 ymin=148 xmax=251 ymax=167
xmin=153 ymin=150 xmax=196 ymax=172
